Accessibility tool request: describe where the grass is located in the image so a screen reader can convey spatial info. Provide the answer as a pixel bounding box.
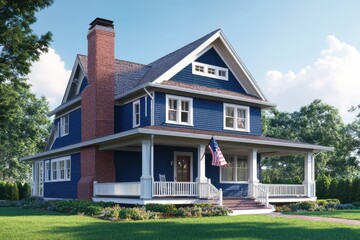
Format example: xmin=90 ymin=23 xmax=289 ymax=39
xmin=286 ymin=209 xmax=360 ymax=220
xmin=0 ymin=207 xmax=359 ymax=240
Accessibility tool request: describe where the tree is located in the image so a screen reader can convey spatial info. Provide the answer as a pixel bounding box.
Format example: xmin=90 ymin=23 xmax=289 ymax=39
xmin=0 ymin=0 xmax=53 ymax=181
xmin=262 ymin=100 xmax=359 ymax=182
xmin=0 ymin=0 xmax=53 ymax=86
xmin=316 ymin=174 xmax=331 ymax=199
xmin=0 ymin=84 xmax=50 ymax=181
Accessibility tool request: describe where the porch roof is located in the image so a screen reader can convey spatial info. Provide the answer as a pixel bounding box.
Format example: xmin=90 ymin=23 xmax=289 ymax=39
xmin=22 ymin=126 xmax=333 ymax=162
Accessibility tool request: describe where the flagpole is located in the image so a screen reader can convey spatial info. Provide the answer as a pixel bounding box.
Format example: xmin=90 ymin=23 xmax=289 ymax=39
xmin=200 ymin=136 xmax=213 ymax=161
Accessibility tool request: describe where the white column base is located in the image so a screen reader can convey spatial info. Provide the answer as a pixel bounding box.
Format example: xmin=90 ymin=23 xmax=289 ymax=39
xmin=140 ymin=176 xmax=153 ymax=199
xmin=248 ymin=180 xmax=260 ymax=198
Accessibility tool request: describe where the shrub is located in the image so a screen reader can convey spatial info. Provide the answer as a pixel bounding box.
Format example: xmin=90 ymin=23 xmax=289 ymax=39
xmin=0 ymin=200 xmax=19 ymax=207
xmin=275 ymin=205 xmax=292 ymax=212
xmin=202 ymin=206 xmax=230 ymax=216
xmin=18 ymin=183 xmax=31 ymax=200
xmin=20 ymin=197 xmax=50 ymax=209
xmin=336 ymin=204 xmax=354 ymax=210
xmin=120 ymin=207 xmax=150 ymax=220
xmin=352 ymin=202 xmax=360 ymax=208
xmin=145 ymin=204 xmax=176 ymax=216
xmin=101 ymin=205 xmax=121 ymax=219
xmin=316 ymin=174 xmax=331 ymax=199
xmin=328 ymin=178 xmax=339 ymax=200
xmin=5 ymin=182 xmax=19 ymax=200
xmin=176 ymin=207 xmax=192 ymax=217
xmin=351 ymin=178 xmax=360 ymax=203
xmin=0 ymin=181 xmax=6 ymax=200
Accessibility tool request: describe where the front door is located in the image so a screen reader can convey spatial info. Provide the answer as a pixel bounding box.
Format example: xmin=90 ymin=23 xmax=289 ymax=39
xmin=175 ymin=155 xmax=191 ymax=182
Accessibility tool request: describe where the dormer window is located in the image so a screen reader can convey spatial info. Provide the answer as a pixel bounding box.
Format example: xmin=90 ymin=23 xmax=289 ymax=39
xmin=192 ymin=62 xmax=228 ymax=80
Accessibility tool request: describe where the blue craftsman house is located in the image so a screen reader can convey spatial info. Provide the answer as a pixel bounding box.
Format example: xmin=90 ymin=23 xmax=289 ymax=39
xmin=23 ymin=18 xmax=333 ymax=208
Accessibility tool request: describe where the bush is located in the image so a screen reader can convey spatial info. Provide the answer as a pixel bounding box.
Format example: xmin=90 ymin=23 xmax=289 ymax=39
xmin=328 ymin=178 xmax=339 ymax=200
xmin=0 ymin=181 xmax=6 ymax=200
xmin=101 ymin=205 xmax=121 ymax=219
xmin=17 ymin=182 xmax=31 ymax=200
xmin=145 ymin=204 xmax=176 ymax=216
xmin=20 ymin=197 xmax=50 ymax=209
xmin=120 ymin=207 xmax=151 ymax=220
xmin=275 ymin=205 xmax=292 ymax=212
xmin=336 ymin=204 xmax=354 ymax=210
xmin=0 ymin=200 xmax=19 ymax=207
xmin=5 ymin=182 xmax=19 ymax=200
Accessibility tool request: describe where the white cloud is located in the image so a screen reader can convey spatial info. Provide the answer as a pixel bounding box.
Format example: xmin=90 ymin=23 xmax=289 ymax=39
xmin=27 ymin=48 xmax=71 ymax=111
xmin=265 ymin=35 xmax=360 ymax=123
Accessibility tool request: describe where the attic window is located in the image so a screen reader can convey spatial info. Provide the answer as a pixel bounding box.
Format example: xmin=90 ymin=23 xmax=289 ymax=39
xmin=192 ymin=62 xmax=228 ymax=80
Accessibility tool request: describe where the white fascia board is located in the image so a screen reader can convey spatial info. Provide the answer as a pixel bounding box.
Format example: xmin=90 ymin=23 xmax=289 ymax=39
xmin=62 ymin=57 xmax=82 ymax=104
xmin=137 ymin=128 xmax=334 ymax=152
xmin=218 ymin=31 xmax=268 ymax=101
xmin=21 ymin=128 xmax=140 ymax=162
xmin=47 ymin=95 xmax=81 ymax=117
xmin=153 ymin=31 xmax=222 ymax=84
xmin=148 ymin=82 xmax=277 ymax=108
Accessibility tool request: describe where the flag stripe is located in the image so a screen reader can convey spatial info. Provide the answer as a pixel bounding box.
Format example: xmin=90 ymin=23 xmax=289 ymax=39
xmin=208 ymin=137 xmax=227 ymax=167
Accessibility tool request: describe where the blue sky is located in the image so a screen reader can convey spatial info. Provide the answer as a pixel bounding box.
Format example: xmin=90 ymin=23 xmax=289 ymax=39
xmin=28 ymin=0 xmax=360 ymax=122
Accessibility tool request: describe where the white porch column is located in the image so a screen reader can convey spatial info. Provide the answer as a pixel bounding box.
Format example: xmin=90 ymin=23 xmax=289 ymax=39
xmin=248 ymin=148 xmax=259 ymax=198
xmin=197 ymin=144 xmax=207 ymax=182
xmin=140 ymin=140 xmax=152 ymax=199
xmin=303 ymin=153 xmax=315 ymax=197
xmin=197 ymin=144 xmax=208 ymax=198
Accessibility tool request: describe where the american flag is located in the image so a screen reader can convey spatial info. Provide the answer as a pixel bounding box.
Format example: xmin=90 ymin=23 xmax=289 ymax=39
xmin=208 ymin=137 xmax=227 ymax=167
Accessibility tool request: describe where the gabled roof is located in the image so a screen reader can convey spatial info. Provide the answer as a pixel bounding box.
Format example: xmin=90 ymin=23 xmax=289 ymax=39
xmin=54 ymin=29 xmax=274 ymax=115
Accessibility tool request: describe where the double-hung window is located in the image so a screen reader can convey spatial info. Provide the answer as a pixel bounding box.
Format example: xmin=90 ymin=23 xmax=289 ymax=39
xmin=223 ymin=103 xmax=250 ymax=132
xmin=133 ymin=100 xmax=140 ymax=127
xmin=49 ymin=157 xmax=71 ymax=182
xmin=60 ymin=114 xmax=69 ymax=136
xmin=166 ymin=95 xmax=193 ymax=125
xmin=220 ymin=155 xmax=248 ymax=182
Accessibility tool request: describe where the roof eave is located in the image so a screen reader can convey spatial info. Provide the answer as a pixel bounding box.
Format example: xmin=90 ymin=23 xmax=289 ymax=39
xmin=148 ymin=82 xmax=277 ymax=109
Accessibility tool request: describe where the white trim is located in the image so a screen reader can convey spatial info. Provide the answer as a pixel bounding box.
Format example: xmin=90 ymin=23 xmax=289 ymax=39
xmin=44 ymin=160 xmax=50 ymax=182
xmin=48 ymin=97 xmax=81 ymax=117
xmin=192 ymin=61 xmax=228 ymax=80
xmin=219 ymin=154 xmax=249 ymax=184
xmin=174 ymin=152 xmax=193 ymax=182
xmin=223 ymin=103 xmax=250 ymax=132
xmin=49 ymin=156 xmax=71 ymax=182
xmin=132 ymin=99 xmax=140 ymax=128
xmin=145 ymin=96 xmax=147 ymax=117
xmin=151 ymin=91 xmax=155 ymax=126
xmin=148 ymin=82 xmax=277 ymax=109
xmin=165 ymin=94 xmax=193 ymax=126
xmin=54 ymin=106 xmax=81 ymax=120
xmin=60 ymin=114 xmax=69 ymax=137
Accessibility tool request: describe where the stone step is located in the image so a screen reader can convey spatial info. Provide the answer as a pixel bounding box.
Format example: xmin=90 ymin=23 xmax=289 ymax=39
xmin=221 ymin=197 xmax=269 ymax=210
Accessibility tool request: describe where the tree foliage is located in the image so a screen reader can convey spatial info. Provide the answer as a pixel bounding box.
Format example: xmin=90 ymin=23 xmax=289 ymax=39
xmin=261 ymin=99 xmax=360 ymax=183
xmin=0 ymin=0 xmax=53 ymax=85
xmin=0 ymin=84 xmax=50 ymax=181
xmin=0 ymin=0 xmax=53 ymax=181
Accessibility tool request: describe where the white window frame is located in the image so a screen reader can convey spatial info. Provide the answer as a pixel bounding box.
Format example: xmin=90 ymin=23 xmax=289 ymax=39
xmin=192 ymin=62 xmax=228 ymax=80
xmin=44 ymin=160 xmax=50 ymax=182
xmin=219 ymin=155 xmax=249 ymax=183
xmin=60 ymin=114 xmax=69 ymax=137
xmin=49 ymin=156 xmax=71 ymax=182
xmin=165 ymin=94 xmax=193 ymax=126
xmin=223 ymin=103 xmax=250 ymax=132
xmin=133 ymin=100 xmax=141 ymax=128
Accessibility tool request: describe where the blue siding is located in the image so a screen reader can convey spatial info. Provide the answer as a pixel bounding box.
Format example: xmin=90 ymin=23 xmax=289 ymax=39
xmin=115 ymin=151 xmax=142 ymax=182
xmin=115 ymin=96 xmax=151 ymax=133
xmin=205 ymin=154 xmax=248 ymax=197
xmin=171 ymin=47 xmax=246 ymax=94
xmin=51 ymin=108 xmax=82 ymax=149
xmin=155 ymin=92 xmax=262 ymax=135
xmin=114 ymin=146 xmax=198 ymax=182
xmin=154 ymin=146 xmax=198 ymax=182
xmin=44 ymin=153 xmax=81 ymax=199
xmin=78 ymin=76 xmax=88 ymax=94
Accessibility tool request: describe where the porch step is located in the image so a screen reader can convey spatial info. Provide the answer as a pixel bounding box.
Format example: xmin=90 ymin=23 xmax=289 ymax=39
xmin=222 ymin=197 xmax=269 ymax=210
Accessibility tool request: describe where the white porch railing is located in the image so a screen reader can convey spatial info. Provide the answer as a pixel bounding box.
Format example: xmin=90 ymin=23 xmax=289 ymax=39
xmin=259 ymin=184 xmax=306 ymax=196
xmin=253 ymin=184 xmax=269 ymax=208
xmin=153 ymin=181 xmax=197 ymax=197
xmin=93 ymin=181 xmax=140 ymax=197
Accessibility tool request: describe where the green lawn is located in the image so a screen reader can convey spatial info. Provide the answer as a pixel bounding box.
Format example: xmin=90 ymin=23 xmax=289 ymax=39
xmin=287 ymin=210 xmax=360 ymax=220
xmin=0 ymin=208 xmax=359 ymax=240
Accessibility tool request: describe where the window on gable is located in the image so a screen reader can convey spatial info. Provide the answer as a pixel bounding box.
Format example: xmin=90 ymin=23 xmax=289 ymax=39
xmin=45 ymin=160 xmax=50 ymax=182
xmin=133 ymin=100 xmax=140 ymax=127
xmin=192 ymin=62 xmax=228 ymax=80
xmin=60 ymin=114 xmax=69 ymax=137
xmin=220 ymin=155 xmax=248 ymax=182
xmin=166 ymin=95 xmax=193 ymax=125
xmin=224 ymin=103 xmax=250 ymax=132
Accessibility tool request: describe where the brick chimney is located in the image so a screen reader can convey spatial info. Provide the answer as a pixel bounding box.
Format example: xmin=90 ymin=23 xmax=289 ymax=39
xmin=78 ymin=18 xmax=116 ymax=200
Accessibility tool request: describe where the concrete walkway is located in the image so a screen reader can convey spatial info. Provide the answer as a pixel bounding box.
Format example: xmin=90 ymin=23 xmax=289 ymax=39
xmin=269 ymin=212 xmax=360 ymax=226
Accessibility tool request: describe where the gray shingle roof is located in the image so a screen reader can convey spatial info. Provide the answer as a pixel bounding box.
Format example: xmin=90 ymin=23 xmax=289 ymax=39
xmin=78 ymin=29 xmax=221 ymax=96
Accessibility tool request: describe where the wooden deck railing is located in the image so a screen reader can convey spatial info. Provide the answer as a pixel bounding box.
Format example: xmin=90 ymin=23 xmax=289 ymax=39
xmin=259 ymin=184 xmax=306 ymax=196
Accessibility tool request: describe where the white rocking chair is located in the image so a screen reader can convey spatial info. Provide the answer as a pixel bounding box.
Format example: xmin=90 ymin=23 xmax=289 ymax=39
xmin=159 ymin=174 xmax=167 ymax=195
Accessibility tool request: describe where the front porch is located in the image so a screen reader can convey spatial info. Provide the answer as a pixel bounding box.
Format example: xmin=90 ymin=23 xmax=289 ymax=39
xmin=86 ymin=128 xmax=329 ymax=207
